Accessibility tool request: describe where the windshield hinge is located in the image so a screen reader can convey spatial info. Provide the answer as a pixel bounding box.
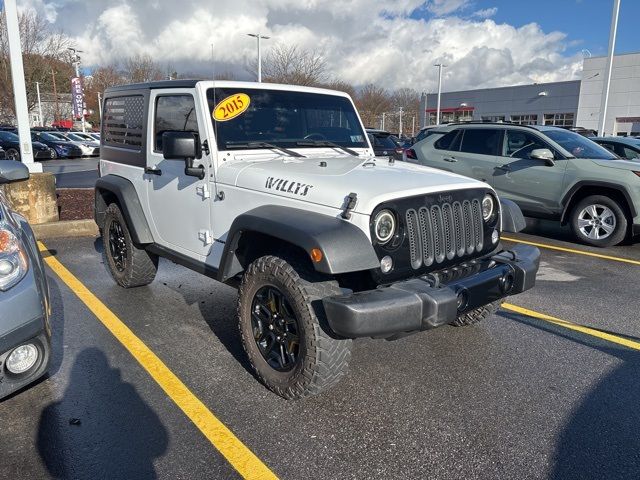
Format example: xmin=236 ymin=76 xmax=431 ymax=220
xmin=197 ymin=184 xmax=211 ymax=199
xmin=202 ymin=139 xmax=210 ymax=156
xmin=198 ymin=230 xmax=213 ymax=245
xmin=341 ymin=192 xmax=358 ymax=220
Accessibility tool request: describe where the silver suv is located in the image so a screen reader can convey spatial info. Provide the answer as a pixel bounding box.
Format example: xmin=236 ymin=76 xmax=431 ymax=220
xmin=408 ymin=123 xmax=640 ymax=247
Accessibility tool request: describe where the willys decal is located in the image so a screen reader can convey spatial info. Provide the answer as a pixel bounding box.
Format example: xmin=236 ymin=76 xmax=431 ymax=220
xmin=265 ymin=177 xmax=314 ymax=196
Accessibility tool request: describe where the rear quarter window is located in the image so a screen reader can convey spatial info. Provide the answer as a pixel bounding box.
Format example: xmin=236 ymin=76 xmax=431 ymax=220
xmin=434 ymin=130 xmax=462 ymax=151
xmin=103 ymin=95 xmax=145 ymax=149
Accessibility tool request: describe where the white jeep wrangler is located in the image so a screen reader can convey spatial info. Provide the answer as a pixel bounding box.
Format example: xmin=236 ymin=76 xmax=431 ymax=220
xmin=95 ymin=80 xmax=540 ymax=399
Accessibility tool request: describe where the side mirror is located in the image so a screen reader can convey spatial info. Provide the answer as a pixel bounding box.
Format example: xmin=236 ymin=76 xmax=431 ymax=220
xmin=161 ymin=131 xmax=204 ymax=180
xmin=530 ymin=148 xmax=555 ymax=166
xmin=0 ymin=160 xmax=29 ymax=184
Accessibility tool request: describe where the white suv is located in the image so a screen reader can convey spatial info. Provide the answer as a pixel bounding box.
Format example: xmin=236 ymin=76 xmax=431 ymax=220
xmin=95 ymin=80 xmax=540 ymax=399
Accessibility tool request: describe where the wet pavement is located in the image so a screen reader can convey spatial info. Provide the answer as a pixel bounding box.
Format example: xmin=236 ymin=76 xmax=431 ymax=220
xmin=1 ymin=227 xmax=639 ymax=479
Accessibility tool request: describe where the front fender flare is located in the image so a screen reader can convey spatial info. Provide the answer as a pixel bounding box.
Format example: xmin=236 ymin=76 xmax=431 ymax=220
xmin=218 ymin=205 xmax=379 ymax=281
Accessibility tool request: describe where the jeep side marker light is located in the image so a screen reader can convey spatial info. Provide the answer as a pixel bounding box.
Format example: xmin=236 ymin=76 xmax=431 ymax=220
xmin=310 ymin=248 xmax=323 ymax=263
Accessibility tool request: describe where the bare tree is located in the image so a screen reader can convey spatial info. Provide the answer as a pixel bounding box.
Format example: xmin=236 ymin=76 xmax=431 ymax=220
xmin=251 ymin=44 xmax=327 ymax=86
xmin=355 ymin=84 xmax=392 ymax=129
xmin=122 ymin=54 xmax=163 ymax=84
xmin=321 ymin=79 xmax=357 ymax=99
xmin=389 ymin=87 xmax=420 ymax=135
xmin=84 ymin=64 xmax=123 ymax=126
xmin=0 ymin=9 xmax=73 ymax=122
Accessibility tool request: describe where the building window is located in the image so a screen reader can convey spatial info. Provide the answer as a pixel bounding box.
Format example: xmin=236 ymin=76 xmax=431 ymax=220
xmin=510 ymin=114 xmax=538 ymax=126
xmin=429 ymin=110 xmax=472 ymax=125
xmin=544 ymin=113 xmax=574 ymax=127
xmin=481 ymin=115 xmax=505 ymax=123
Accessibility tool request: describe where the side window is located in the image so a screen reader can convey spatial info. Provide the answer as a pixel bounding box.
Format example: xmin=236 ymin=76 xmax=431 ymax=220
xmin=598 ymin=142 xmax=616 ymax=153
xmin=154 ymin=95 xmax=199 ymax=152
xmin=460 ymin=129 xmax=500 ymax=156
xmin=434 ymin=129 xmax=462 ymax=151
xmin=503 ymin=130 xmax=550 ymax=158
xmin=623 ymin=147 xmax=640 ymax=160
xmin=103 ymin=95 xmax=144 ymax=148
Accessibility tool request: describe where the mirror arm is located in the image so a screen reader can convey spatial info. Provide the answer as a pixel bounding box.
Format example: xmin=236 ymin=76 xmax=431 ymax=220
xmin=184 ymin=157 xmax=205 ymax=180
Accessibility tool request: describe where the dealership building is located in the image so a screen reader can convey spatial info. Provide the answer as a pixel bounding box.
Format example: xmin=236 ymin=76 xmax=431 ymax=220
xmin=420 ymin=52 xmax=640 ymax=137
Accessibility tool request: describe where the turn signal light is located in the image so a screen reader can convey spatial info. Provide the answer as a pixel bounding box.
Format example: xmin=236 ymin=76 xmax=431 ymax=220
xmin=310 ymin=248 xmax=323 ymax=263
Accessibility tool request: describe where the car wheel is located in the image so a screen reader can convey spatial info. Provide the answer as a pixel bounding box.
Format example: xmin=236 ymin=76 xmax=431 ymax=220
xmin=102 ymin=203 xmax=158 ymax=287
xmin=6 ymin=148 xmax=20 ymax=161
xmin=238 ymin=255 xmax=352 ymax=399
xmin=451 ymin=300 xmax=502 ymax=327
xmin=570 ymin=195 xmax=628 ymax=247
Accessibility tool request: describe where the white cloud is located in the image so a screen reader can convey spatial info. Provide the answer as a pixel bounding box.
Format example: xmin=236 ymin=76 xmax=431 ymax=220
xmin=19 ymin=0 xmax=583 ymax=93
xmin=472 ymin=7 xmax=498 ymax=18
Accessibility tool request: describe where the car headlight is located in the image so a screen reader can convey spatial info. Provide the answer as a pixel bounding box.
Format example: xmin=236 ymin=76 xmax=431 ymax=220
xmin=482 ymin=194 xmax=496 ymax=222
xmin=373 ymin=210 xmax=396 ymax=244
xmin=0 ymin=227 xmax=28 ymax=291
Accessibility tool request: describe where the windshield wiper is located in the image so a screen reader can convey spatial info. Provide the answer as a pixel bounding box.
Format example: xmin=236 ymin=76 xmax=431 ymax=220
xmin=225 ymin=141 xmax=304 ymax=158
xmin=295 ymin=140 xmax=359 ymax=157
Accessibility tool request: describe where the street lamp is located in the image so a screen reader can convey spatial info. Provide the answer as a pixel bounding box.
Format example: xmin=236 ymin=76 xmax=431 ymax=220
xmin=247 ymin=33 xmax=270 ymax=82
xmin=598 ymin=0 xmax=621 ymax=136
xmin=434 ymin=63 xmax=446 ymax=125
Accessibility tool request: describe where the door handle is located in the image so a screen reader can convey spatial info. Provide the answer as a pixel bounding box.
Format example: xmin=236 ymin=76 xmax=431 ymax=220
xmin=443 ymin=157 xmax=457 ymax=162
xmin=496 ymin=164 xmax=510 ymax=172
xmin=144 ymin=167 xmax=162 ymax=176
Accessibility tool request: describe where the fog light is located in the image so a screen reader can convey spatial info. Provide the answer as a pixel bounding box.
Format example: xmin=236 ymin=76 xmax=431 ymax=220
xmin=456 ymin=289 xmax=469 ymax=311
xmin=500 ymin=271 xmax=515 ymax=294
xmin=380 ymin=255 xmax=393 ymax=273
xmin=492 ymin=230 xmax=499 ymax=244
xmin=6 ymin=344 xmax=38 ymax=374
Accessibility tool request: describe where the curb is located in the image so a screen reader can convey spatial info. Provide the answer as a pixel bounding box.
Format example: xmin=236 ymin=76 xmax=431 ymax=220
xmin=32 ymin=219 xmax=99 ymax=240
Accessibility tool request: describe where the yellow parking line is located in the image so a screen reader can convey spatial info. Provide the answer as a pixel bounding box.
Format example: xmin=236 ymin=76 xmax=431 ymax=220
xmin=502 ymin=236 xmax=640 ymax=266
xmin=38 ymin=242 xmax=278 ymax=480
xmin=502 ymin=303 xmax=640 ymax=352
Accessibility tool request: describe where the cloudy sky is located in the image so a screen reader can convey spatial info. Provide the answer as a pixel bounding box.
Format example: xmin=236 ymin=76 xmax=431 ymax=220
xmin=12 ymin=0 xmax=640 ymax=92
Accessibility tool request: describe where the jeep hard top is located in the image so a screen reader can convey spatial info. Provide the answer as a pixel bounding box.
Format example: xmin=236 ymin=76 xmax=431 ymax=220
xmin=95 ymin=80 xmax=540 ymax=399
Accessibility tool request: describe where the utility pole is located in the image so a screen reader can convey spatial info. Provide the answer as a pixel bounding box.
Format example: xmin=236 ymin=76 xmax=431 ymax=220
xmin=598 ymin=0 xmax=621 ymax=136
xmin=97 ymin=92 xmax=103 ymax=124
xmin=434 ymin=63 xmax=446 ymax=125
xmin=382 ymin=112 xmax=386 ymax=130
xmin=68 ymin=47 xmax=86 ymax=132
xmin=35 ymin=82 xmax=43 ymax=127
xmin=399 ymin=107 xmax=403 ymax=136
xmin=51 ymin=68 xmax=59 ymax=124
xmin=411 ymin=115 xmax=415 ymax=136
xmin=3 ymin=0 xmax=40 ymax=172
xmin=247 ymin=33 xmax=270 ymax=82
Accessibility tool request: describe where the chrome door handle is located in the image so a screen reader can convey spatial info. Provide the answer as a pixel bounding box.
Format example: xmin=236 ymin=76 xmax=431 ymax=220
xmin=443 ymin=157 xmax=457 ymax=162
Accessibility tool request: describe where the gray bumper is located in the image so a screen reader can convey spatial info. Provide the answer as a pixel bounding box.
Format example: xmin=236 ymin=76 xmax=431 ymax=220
xmin=323 ymin=244 xmax=540 ymax=339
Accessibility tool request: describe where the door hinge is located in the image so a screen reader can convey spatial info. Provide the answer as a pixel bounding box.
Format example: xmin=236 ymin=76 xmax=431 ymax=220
xmin=197 ymin=184 xmax=211 ymax=199
xmin=198 ymin=230 xmax=213 ymax=245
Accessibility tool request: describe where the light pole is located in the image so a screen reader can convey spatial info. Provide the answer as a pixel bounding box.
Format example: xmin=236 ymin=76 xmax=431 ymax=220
xmin=3 ymin=0 xmax=40 ymax=171
xmin=598 ymin=0 xmax=621 ymax=136
xmin=247 ymin=33 xmax=270 ymax=82
xmin=434 ymin=63 xmax=446 ymax=125
xmin=97 ymin=92 xmax=103 ymax=124
xmin=398 ymin=107 xmax=403 ymax=136
xmin=35 ymin=82 xmax=43 ymax=127
xmin=68 ymin=47 xmax=86 ymax=132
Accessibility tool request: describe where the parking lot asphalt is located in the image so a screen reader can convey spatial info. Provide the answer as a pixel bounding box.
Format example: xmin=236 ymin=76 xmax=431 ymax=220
xmin=1 ymin=229 xmax=639 ymax=480
xmin=42 ymin=159 xmax=98 ymax=188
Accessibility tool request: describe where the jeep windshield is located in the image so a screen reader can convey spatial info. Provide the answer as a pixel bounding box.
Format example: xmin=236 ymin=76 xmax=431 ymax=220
xmin=207 ymin=88 xmax=367 ymax=152
xmin=542 ymin=129 xmax=617 ymax=160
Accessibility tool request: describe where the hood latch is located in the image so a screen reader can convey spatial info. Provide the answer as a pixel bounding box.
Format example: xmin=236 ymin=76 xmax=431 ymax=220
xmin=341 ymin=192 xmax=358 ymax=220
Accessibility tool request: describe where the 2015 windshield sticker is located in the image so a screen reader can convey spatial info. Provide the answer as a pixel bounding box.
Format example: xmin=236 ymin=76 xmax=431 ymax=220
xmin=265 ymin=177 xmax=314 ymax=196
xmin=213 ymin=93 xmax=250 ymax=121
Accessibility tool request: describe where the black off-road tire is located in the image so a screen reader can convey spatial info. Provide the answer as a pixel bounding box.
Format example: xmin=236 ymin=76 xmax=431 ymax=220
xmin=569 ymin=195 xmax=628 ymax=247
xmin=238 ymin=255 xmax=352 ymax=400
xmin=102 ymin=203 xmax=158 ymax=288
xmin=451 ymin=300 xmax=503 ymax=327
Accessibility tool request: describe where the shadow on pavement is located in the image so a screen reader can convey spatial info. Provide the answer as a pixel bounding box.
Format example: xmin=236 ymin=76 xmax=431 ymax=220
xmin=37 ymin=348 xmax=168 ymax=479
xmin=500 ymin=311 xmax=640 ymax=479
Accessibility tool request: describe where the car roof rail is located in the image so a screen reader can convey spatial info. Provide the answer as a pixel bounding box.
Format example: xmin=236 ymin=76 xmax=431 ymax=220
xmin=445 ymin=121 xmax=539 ymax=130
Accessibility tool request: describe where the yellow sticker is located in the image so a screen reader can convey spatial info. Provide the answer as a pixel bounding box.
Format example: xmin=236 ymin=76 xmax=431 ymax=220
xmin=212 ymin=93 xmax=250 ymax=122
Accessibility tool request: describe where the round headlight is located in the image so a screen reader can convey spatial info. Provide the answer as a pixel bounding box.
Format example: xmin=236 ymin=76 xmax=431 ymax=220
xmin=482 ymin=194 xmax=495 ymax=222
xmin=373 ymin=210 xmax=396 ymax=244
xmin=6 ymin=344 xmax=38 ymax=374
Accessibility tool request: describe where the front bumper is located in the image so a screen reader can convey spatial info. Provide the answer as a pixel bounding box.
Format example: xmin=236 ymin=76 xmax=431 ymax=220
xmin=323 ymin=244 xmax=540 ymax=339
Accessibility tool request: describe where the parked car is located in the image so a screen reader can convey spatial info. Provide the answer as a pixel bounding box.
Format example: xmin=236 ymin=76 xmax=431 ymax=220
xmin=0 ymin=161 xmax=51 ymax=399
xmin=0 ymin=131 xmax=55 ymax=161
xmin=56 ymin=132 xmax=100 ymax=157
xmin=408 ymin=122 xmax=640 ymax=247
xmin=366 ymin=129 xmax=404 ymax=160
xmin=593 ymin=137 xmax=640 ymax=161
xmin=88 ymin=133 xmax=100 ymax=142
xmin=31 ymin=132 xmax=84 ymax=159
xmin=411 ymin=126 xmax=443 ymax=145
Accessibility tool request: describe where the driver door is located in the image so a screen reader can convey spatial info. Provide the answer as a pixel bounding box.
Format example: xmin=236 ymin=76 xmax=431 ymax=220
xmin=145 ymin=90 xmax=212 ymax=257
xmin=492 ymin=129 xmax=568 ymax=216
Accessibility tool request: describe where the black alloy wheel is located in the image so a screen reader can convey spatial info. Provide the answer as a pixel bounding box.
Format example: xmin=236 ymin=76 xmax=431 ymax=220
xmin=108 ymin=219 xmax=128 ymax=272
xmin=251 ymin=285 xmax=300 ymax=371
xmin=6 ymin=148 xmax=19 ymax=161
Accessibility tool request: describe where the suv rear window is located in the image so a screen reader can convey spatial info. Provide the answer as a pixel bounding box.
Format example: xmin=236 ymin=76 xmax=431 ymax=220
xmin=371 ymin=134 xmax=398 ymax=149
xmin=434 ymin=129 xmax=462 ymax=151
xmin=459 ymin=129 xmax=501 ymax=155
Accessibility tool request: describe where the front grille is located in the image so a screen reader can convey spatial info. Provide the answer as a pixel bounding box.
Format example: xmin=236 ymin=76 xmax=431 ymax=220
xmin=405 ymin=199 xmax=483 ymax=270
